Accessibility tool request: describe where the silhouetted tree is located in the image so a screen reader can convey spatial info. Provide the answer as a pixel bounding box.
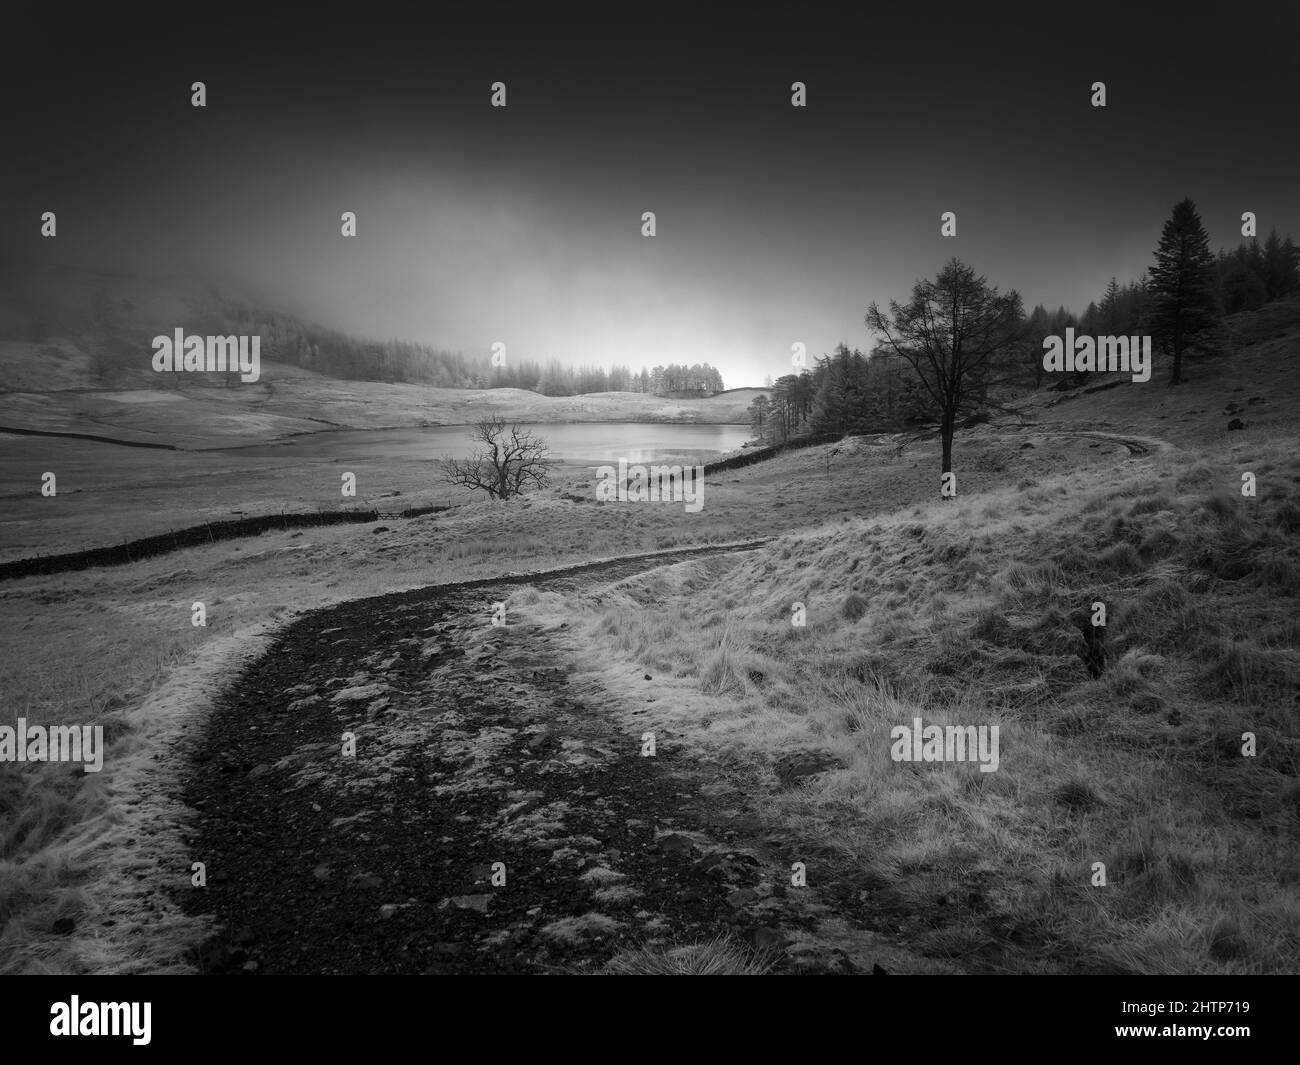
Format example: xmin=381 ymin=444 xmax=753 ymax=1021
xmin=1100 ymin=277 xmax=1121 ymax=333
xmin=810 ymin=344 xmax=868 ymax=434
xmin=1263 ymin=229 xmax=1300 ymax=300
xmin=1219 ymin=254 xmax=1268 ymax=314
xmin=441 ymin=416 xmax=553 ymax=499
xmin=866 ymin=258 xmax=1023 ymax=484
xmin=1146 ymin=198 xmax=1217 ymax=385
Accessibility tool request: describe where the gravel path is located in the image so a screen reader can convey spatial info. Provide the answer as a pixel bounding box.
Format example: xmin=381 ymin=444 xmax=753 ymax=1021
xmin=179 ymin=543 xmax=878 ymax=974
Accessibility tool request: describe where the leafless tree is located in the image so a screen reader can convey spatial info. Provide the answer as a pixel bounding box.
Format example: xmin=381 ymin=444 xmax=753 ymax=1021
xmin=441 ymin=416 xmax=553 ymax=499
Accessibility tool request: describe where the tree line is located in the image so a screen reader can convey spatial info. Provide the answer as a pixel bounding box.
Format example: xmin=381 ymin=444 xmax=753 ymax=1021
xmin=748 ymin=198 xmax=1300 ymax=486
xmin=218 ymin=300 xmax=726 ymax=395
xmin=490 ymin=360 xmax=724 ymax=397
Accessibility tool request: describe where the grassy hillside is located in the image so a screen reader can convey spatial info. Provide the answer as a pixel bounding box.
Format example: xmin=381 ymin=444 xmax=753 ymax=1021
xmin=0 ymin=415 xmax=1150 ymax=971
xmin=1025 ymin=296 xmax=1300 ymax=447
xmin=502 ymin=300 xmax=1299 ymax=973
xmin=515 ymin=440 xmax=1299 ymax=972
xmin=1 ymin=297 xmax=1296 ymax=974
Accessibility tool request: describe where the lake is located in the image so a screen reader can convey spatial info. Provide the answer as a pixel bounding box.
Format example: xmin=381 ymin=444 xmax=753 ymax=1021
xmin=229 ymin=422 xmax=755 ymax=469
xmin=0 ymin=420 xmax=758 ymax=560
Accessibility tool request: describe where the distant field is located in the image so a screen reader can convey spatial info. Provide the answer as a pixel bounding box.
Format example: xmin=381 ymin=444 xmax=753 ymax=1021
xmin=0 ymin=420 xmax=755 ymax=563
xmin=0 ymin=358 xmax=763 ymax=450
xmin=0 ymin=361 xmax=768 ymax=561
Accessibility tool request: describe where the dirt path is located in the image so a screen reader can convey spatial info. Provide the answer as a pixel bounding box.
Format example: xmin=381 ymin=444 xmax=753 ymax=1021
xmin=893 ymin=421 xmax=1176 ymax=460
xmin=179 ymin=542 xmax=901 ymax=974
xmin=1066 ymin=430 xmax=1175 ymax=456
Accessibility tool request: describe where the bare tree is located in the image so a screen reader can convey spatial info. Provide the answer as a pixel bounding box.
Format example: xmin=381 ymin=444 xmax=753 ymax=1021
xmin=441 ymin=416 xmax=553 ymax=499
xmin=866 ymin=258 xmax=1023 ymax=486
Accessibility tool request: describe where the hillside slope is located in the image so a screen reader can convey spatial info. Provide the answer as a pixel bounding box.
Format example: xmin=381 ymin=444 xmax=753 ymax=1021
xmin=497 ymin=303 xmax=1300 ymax=973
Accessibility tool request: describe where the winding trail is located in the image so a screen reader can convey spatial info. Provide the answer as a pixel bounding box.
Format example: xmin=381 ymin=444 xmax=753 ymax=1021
xmin=1066 ymin=430 xmax=1174 ymax=456
xmin=179 ymin=541 xmax=892 ymax=975
xmin=173 ymin=423 xmax=1179 ymax=974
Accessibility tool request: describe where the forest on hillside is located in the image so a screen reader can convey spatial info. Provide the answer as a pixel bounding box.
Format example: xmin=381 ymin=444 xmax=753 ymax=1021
xmin=749 ymin=216 xmax=1300 ymax=446
xmin=203 ymin=298 xmax=728 ymax=396
xmin=1 ymin=267 xmax=726 ymax=397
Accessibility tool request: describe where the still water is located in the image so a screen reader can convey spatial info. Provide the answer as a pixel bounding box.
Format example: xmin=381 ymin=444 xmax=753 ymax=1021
xmin=234 ymin=422 xmax=754 ymax=468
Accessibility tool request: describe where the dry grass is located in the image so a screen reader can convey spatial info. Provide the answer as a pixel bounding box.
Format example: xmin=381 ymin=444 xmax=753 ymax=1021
xmin=6 ymin=354 xmax=1299 ymax=975
xmin=0 ymin=488 xmax=765 ymax=973
xmin=524 ymin=440 xmax=1300 ymax=973
xmin=601 ymin=934 xmax=776 ymax=975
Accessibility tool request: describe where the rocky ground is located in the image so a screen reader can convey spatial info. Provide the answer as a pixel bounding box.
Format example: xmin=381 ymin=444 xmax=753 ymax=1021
xmin=179 ymin=545 xmax=904 ymax=975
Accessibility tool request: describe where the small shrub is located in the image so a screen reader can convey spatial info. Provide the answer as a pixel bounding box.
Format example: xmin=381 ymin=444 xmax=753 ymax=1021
xmin=1054 ymin=778 xmax=1102 ymax=812
xmin=841 ymin=592 xmax=869 ymax=622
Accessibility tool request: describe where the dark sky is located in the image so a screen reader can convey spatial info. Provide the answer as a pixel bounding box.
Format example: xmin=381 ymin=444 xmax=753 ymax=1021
xmin=4 ymin=0 xmax=1297 ymax=386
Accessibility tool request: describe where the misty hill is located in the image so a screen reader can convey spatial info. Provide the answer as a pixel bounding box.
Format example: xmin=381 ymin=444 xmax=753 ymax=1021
xmin=0 ymin=264 xmax=507 ymax=390
xmin=0 ymin=267 xmax=761 ymax=446
xmin=0 ymin=265 xmax=729 ymax=398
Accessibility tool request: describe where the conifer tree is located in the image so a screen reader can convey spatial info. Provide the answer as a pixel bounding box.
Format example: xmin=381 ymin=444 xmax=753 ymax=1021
xmin=1147 ymin=198 xmax=1218 ymax=385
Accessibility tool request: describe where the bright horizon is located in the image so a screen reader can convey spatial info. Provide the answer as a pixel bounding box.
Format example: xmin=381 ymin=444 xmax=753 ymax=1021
xmin=4 ymin=3 xmax=1297 ymax=390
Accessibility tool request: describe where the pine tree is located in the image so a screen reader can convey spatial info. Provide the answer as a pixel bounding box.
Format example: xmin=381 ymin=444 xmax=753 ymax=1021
xmin=1281 ymin=237 xmax=1300 ymax=298
xmin=1262 ymin=229 xmax=1300 ymax=300
xmin=1100 ymin=277 xmax=1121 ymax=333
xmin=1147 ymin=198 xmax=1218 ymax=385
xmin=1263 ymin=230 xmax=1283 ymax=299
xmin=1221 ymin=261 xmax=1267 ymax=314
xmin=811 ymin=344 xmax=865 ymax=434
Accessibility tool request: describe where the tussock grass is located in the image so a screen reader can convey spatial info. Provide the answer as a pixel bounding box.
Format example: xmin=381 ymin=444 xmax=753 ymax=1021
xmin=602 ymin=934 xmax=775 ymax=975
xmin=552 ymin=440 xmax=1300 ymax=973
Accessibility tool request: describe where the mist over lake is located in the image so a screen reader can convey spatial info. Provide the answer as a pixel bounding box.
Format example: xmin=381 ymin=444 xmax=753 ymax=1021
xmin=227 ymin=422 xmax=754 ymax=468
